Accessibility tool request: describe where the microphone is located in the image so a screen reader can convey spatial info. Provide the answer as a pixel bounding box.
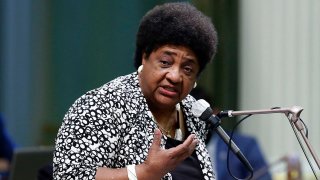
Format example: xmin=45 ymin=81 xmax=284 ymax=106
xmin=217 ymin=110 xmax=233 ymax=118
xmin=191 ymin=99 xmax=253 ymax=172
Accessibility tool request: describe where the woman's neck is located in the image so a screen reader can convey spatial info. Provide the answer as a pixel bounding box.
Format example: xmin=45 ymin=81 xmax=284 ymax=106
xmin=152 ymin=107 xmax=176 ymax=123
xmin=148 ymin=101 xmax=176 ymax=120
xmin=150 ymin=106 xmax=178 ymax=136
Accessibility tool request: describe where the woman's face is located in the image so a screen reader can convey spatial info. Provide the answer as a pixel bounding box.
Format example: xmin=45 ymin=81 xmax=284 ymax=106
xmin=139 ymin=44 xmax=199 ymax=111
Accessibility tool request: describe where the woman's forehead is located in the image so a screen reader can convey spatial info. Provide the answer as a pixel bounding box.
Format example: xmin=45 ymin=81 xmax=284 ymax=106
xmin=154 ymin=45 xmax=197 ymax=58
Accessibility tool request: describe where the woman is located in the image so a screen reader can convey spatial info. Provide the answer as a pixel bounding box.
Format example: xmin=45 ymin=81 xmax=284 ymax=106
xmin=54 ymin=2 xmax=218 ymax=180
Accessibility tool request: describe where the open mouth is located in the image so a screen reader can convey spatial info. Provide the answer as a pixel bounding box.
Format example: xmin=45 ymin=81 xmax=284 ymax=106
xmin=159 ymin=86 xmax=179 ymax=97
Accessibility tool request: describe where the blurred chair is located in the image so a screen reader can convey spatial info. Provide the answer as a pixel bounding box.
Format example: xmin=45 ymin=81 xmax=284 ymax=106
xmin=8 ymin=146 xmax=53 ymax=180
xmin=37 ymin=163 xmax=53 ymax=180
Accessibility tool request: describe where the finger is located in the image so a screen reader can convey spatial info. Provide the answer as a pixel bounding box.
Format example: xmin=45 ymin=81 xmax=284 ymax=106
xmin=187 ymin=136 xmax=198 ymax=154
xmin=182 ymin=134 xmax=198 ymax=149
xmin=184 ymin=134 xmax=196 ymax=146
xmin=150 ymin=128 xmax=162 ymax=149
xmin=169 ymin=134 xmax=198 ymax=158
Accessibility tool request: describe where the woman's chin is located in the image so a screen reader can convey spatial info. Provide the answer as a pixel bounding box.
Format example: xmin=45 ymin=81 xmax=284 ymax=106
xmin=154 ymin=97 xmax=179 ymax=109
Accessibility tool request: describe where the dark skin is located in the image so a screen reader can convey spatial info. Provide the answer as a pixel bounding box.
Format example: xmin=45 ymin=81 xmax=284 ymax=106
xmin=139 ymin=45 xmax=199 ymax=129
xmin=96 ymin=129 xmax=198 ymax=180
xmin=95 ymin=44 xmax=200 ymax=180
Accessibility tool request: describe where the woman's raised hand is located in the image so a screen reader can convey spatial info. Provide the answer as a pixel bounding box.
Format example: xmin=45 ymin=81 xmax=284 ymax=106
xmin=136 ymin=128 xmax=198 ymax=179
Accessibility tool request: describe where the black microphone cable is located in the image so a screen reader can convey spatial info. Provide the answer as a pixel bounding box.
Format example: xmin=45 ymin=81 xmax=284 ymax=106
xmin=226 ymin=114 xmax=253 ymax=180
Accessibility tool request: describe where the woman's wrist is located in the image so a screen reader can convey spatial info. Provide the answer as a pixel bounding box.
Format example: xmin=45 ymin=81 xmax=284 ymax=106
xmin=135 ymin=163 xmax=163 ymax=180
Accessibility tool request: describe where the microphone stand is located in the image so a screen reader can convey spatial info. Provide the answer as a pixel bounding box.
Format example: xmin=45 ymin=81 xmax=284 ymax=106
xmin=220 ymin=106 xmax=320 ymax=171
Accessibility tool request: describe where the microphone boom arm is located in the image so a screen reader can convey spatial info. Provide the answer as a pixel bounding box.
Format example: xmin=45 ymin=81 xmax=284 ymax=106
xmin=221 ymin=106 xmax=320 ymax=170
xmin=222 ymin=106 xmax=301 ymax=119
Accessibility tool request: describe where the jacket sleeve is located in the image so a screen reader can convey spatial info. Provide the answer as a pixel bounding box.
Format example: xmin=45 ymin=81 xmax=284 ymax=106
xmin=53 ymin=92 xmax=124 ymax=180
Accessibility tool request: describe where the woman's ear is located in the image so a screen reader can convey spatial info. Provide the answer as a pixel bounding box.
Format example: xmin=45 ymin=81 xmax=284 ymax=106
xmin=142 ymin=52 xmax=147 ymax=65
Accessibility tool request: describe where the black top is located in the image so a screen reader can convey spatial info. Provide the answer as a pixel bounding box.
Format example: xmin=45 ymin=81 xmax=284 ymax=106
xmin=166 ymin=137 xmax=205 ymax=180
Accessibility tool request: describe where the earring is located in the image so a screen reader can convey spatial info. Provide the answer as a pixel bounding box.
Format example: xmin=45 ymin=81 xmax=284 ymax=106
xmin=193 ymin=82 xmax=197 ymax=88
xmin=138 ymin=65 xmax=143 ymax=73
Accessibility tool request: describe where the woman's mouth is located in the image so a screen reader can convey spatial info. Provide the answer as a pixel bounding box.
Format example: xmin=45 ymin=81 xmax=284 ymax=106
xmin=159 ymin=86 xmax=179 ymax=97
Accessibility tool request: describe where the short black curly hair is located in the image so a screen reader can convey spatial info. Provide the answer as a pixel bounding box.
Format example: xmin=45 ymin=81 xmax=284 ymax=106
xmin=134 ymin=2 xmax=218 ymax=75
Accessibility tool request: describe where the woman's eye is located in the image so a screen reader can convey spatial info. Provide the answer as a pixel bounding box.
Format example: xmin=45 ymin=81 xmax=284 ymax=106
xmin=184 ymin=66 xmax=193 ymax=73
xmin=160 ymin=60 xmax=170 ymax=66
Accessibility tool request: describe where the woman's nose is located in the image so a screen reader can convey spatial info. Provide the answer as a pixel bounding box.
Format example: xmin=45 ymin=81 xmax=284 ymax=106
xmin=166 ymin=67 xmax=182 ymax=83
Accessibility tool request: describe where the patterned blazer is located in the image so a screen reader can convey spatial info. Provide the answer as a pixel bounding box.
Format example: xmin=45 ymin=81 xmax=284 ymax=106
xmin=53 ymin=72 xmax=215 ymax=180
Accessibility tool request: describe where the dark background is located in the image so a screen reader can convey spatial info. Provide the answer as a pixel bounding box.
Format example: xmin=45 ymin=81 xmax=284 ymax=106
xmin=0 ymin=0 xmax=238 ymax=147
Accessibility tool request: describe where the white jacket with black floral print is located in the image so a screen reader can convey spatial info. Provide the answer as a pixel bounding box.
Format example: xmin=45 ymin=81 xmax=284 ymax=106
xmin=53 ymin=72 xmax=215 ymax=180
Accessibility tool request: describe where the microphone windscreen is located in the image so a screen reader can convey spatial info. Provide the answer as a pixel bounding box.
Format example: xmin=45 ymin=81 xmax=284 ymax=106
xmin=191 ymin=99 xmax=210 ymax=117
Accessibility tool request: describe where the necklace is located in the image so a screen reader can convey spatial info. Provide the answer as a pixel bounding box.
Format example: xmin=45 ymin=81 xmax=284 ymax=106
xmin=156 ymin=122 xmax=173 ymax=137
xmin=153 ymin=104 xmax=184 ymax=139
xmin=154 ymin=108 xmax=179 ymax=138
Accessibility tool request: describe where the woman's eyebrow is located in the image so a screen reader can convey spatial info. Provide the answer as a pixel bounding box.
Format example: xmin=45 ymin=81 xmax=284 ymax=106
xmin=162 ymin=50 xmax=176 ymax=56
xmin=162 ymin=50 xmax=196 ymax=61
